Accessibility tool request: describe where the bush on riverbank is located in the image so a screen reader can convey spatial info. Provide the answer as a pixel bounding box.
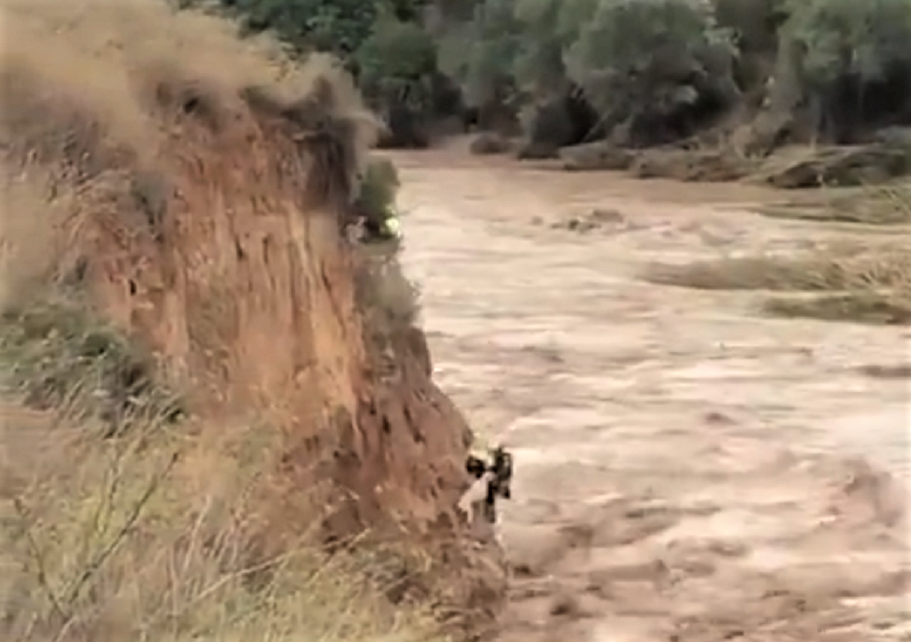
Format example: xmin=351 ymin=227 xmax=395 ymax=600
xmin=184 ymin=0 xmax=907 ymax=155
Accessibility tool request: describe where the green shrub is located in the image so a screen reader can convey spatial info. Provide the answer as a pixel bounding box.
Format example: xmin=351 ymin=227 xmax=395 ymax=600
xmin=214 ymin=0 xmax=380 ymax=55
xmin=780 ymin=0 xmax=911 ymax=88
xmin=0 ymin=298 xmax=182 ymax=429
xmin=355 ymin=156 xmax=401 ymax=218
xmin=442 ymin=0 xmax=736 ymax=121
xmin=770 ymin=0 xmax=911 ymax=140
xmin=566 ymin=0 xmax=736 ymax=111
xmin=356 ymin=17 xmax=438 ymax=83
xmin=439 ymin=0 xmax=523 ymax=106
xmin=354 ymin=15 xmax=439 ymax=111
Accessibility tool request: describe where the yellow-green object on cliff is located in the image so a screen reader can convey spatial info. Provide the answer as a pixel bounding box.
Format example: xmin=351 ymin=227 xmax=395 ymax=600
xmin=382 ymin=205 xmax=402 ymax=239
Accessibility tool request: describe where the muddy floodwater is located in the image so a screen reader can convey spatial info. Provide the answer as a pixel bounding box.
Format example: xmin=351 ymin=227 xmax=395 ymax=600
xmin=393 ymin=147 xmax=910 ymax=642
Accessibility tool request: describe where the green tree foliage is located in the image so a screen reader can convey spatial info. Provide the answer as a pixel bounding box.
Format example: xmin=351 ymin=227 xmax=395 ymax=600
xmin=443 ymin=0 xmax=736 ymax=114
xmin=439 ymin=0 xmax=586 ymax=105
xmin=443 ymin=0 xmax=911 ymax=140
xmin=215 ymin=0 xmax=430 ymax=58
xmin=762 ymin=0 xmax=911 ymax=140
xmin=713 ymin=0 xmax=788 ymax=54
xmin=438 ymin=0 xmax=523 ymax=106
xmin=779 ymin=0 xmax=911 ymax=87
xmin=219 ymin=0 xmax=380 ymax=56
xmin=205 ymin=0 xmax=911 ymax=145
xmin=566 ymin=0 xmax=728 ymax=77
xmin=565 ymin=0 xmax=736 ymax=112
xmin=212 ymin=0 xmax=441 ymax=124
xmin=355 ymin=14 xmax=439 ymax=111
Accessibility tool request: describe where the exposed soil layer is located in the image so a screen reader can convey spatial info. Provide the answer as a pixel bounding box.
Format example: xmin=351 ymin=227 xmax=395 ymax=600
xmin=1 ymin=4 xmax=504 ymax=637
xmin=392 ymin=146 xmax=910 ymax=642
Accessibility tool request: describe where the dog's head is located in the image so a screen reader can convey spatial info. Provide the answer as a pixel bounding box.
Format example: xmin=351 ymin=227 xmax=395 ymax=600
xmin=466 ymin=453 xmax=487 ymax=480
xmin=466 ymin=446 xmax=513 ymax=499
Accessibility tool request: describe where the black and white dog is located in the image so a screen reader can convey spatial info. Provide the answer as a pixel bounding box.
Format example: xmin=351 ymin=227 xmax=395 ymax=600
xmin=460 ymin=445 xmax=514 ymax=535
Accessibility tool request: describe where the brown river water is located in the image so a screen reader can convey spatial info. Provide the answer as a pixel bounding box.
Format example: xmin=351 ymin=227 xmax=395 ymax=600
xmin=392 ymin=146 xmax=910 ymax=642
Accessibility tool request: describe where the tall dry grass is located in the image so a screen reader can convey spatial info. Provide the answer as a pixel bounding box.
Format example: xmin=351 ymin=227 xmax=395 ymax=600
xmin=0 ymin=401 xmax=443 ymax=642
xmin=2 ymin=0 xmax=376 ymax=163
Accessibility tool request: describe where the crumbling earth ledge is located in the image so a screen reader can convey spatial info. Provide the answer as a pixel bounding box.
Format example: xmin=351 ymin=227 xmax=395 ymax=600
xmin=0 ymin=1 xmax=506 ymax=639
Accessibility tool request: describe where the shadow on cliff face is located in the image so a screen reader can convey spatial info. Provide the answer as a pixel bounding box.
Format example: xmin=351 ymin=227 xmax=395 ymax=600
xmin=0 ymin=1 xmax=505 ymax=640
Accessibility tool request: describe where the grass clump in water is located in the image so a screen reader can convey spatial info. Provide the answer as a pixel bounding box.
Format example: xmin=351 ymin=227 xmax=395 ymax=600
xmin=755 ymin=182 xmax=911 ymax=226
xmin=640 ymin=247 xmax=911 ymax=325
xmin=640 ymin=249 xmax=909 ymax=292
xmin=762 ymin=292 xmax=911 ymax=325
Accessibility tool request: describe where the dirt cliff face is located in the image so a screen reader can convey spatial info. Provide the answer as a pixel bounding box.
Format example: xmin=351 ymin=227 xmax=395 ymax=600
xmin=82 ymin=103 xmax=476 ymax=540
xmin=1 ymin=1 xmax=504 ymax=637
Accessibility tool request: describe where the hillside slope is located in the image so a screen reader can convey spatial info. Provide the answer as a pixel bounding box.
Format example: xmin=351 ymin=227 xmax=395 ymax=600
xmin=0 ymin=1 xmax=504 ymax=639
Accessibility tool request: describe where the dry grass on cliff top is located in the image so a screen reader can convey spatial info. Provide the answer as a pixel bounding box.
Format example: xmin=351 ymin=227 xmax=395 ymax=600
xmin=2 ymin=0 xmax=376 ymax=189
xmin=0 ymin=1 xmax=444 ymax=641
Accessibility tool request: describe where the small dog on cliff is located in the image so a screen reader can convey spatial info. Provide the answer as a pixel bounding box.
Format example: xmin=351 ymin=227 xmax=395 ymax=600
xmin=459 ymin=445 xmax=514 ymax=541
